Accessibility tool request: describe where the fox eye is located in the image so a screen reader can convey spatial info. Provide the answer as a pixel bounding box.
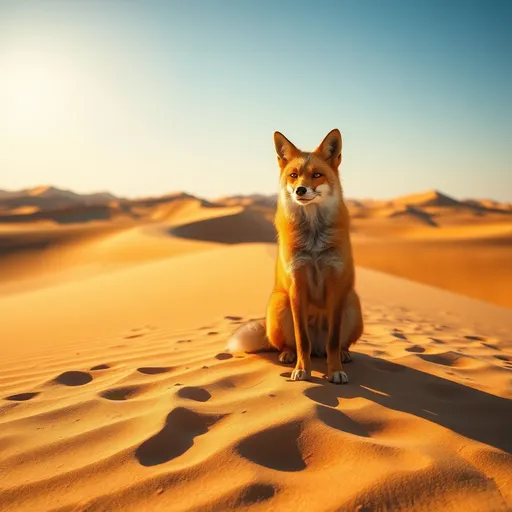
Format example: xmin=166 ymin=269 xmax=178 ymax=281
xmin=289 ymin=172 xmax=298 ymax=178
xmin=313 ymin=172 xmax=323 ymax=179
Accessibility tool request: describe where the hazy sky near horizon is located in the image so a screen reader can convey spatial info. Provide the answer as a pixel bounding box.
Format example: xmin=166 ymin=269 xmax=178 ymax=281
xmin=1 ymin=0 xmax=511 ymax=201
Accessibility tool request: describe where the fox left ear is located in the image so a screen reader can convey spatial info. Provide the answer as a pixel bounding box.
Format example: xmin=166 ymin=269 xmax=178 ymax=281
xmin=314 ymin=129 xmax=342 ymax=169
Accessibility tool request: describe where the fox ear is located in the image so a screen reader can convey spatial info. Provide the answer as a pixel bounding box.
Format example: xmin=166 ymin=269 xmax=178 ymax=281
xmin=314 ymin=129 xmax=342 ymax=168
xmin=274 ymin=131 xmax=300 ymax=169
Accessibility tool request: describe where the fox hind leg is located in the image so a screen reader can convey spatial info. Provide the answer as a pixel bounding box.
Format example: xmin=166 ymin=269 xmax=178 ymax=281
xmin=266 ymin=291 xmax=296 ymax=364
xmin=340 ymin=289 xmax=364 ymax=364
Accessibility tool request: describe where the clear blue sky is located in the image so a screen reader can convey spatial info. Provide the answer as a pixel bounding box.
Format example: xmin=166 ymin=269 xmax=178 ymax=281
xmin=1 ymin=0 xmax=511 ymax=201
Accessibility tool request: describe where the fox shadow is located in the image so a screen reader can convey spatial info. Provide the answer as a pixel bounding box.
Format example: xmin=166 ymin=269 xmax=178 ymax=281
xmin=261 ymin=351 xmax=512 ymax=454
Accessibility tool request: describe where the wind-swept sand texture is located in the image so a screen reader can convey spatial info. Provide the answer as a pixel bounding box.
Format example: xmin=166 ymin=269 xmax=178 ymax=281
xmin=0 ymin=189 xmax=511 ymax=511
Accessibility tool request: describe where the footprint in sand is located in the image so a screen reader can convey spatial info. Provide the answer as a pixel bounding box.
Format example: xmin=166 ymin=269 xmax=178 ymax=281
xmin=5 ymin=392 xmax=40 ymax=401
xmin=236 ymin=421 xmax=306 ymax=472
xmin=215 ymin=353 xmax=233 ymax=361
xmin=464 ymin=335 xmax=485 ymax=341
xmin=135 ymin=407 xmax=225 ymax=466
xmin=177 ymin=386 xmax=211 ymax=402
xmin=405 ymin=345 xmax=425 ymax=353
xmin=303 ymin=386 xmax=339 ymax=407
xmin=100 ymin=385 xmax=143 ymax=401
xmin=54 ymin=371 xmax=92 ymax=386
xmin=207 ymin=483 xmax=276 ymax=510
xmin=315 ymin=405 xmax=370 ymax=437
xmin=137 ymin=367 xmax=172 ymax=375
xmin=90 ymin=364 xmax=110 ymax=371
xmin=225 ymin=315 xmax=243 ymax=321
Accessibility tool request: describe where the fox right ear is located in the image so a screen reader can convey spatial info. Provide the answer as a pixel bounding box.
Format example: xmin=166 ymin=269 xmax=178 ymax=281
xmin=314 ymin=128 xmax=342 ymax=169
xmin=274 ymin=131 xmax=300 ymax=169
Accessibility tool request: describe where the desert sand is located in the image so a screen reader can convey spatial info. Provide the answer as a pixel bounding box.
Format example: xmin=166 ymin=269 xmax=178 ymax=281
xmin=0 ymin=188 xmax=511 ymax=511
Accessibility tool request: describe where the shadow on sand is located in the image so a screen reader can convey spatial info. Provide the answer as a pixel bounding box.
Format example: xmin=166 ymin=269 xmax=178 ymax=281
xmin=171 ymin=209 xmax=276 ymax=244
xmin=260 ymin=352 xmax=512 ymax=454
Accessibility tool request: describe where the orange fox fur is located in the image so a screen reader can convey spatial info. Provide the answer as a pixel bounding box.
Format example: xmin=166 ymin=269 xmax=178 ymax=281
xmin=227 ymin=128 xmax=363 ymax=384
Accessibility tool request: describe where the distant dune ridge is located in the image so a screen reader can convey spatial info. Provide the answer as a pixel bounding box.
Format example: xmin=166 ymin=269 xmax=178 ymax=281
xmin=0 ymin=185 xmax=118 ymax=211
xmin=0 ymin=185 xmax=510 ymax=306
xmin=0 ymin=184 xmax=511 ymax=511
xmin=0 ymin=185 xmax=510 ymax=232
xmin=0 ymin=184 xmax=510 ymax=215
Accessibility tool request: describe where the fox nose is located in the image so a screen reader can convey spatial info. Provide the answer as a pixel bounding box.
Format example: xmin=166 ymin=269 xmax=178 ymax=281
xmin=295 ymin=186 xmax=307 ymax=197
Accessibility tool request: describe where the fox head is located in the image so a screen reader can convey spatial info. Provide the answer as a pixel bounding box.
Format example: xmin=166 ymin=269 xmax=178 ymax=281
xmin=273 ymin=129 xmax=343 ymax=211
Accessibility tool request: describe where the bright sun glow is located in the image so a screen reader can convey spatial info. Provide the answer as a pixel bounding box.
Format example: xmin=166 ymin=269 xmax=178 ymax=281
xmin=1 ymin=47 xmax=86 ymax=135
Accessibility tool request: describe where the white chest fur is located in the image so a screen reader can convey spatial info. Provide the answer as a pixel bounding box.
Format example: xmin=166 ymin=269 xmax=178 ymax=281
xmin=285 ymin=206 xmax=343 ymax=276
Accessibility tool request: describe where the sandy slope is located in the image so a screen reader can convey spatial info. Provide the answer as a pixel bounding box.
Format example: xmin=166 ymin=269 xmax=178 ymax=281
xmin=0 ymin=198 xmax=235 ymax=296
xmin=352 ymin=230 xmax=512 ymax=309
xmin=1 ymin=206 xmax=511 ymax=512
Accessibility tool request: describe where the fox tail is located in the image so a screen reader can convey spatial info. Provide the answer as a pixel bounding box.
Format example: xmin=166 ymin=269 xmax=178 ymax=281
xmin=225 ymin=319 xmax=274 ymax=353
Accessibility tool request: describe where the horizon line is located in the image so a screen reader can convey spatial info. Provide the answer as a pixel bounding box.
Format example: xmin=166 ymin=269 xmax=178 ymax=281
xmin=0 ymin=183 xmax=510 ymax=205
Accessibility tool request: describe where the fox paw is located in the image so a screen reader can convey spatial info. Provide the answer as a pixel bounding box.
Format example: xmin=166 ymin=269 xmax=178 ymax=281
xmin=291 ymin=368 xmax=311 ymax=381
xmin=328 ymin=370 xmax=348 ymax=385
xmin=342 ymin=350 xmax=352 ymax=363
xmin=279 ymin=350 xmax=296 ymax=364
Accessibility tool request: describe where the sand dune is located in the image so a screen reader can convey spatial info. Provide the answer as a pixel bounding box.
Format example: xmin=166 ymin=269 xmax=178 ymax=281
xmin=1 ymin=242 xmax=511 ymax=511
xmin=352 ymin=233 xmax=512 ymax=309
xmin=0 ymin=188 xmax=511 ymax=511
xmin=391 ymin=189 xmax=462 ymax=208
xmin=171 ymin=208 xmax=276 ymax=244
xmin=0 ymin=198 xmax=233 ymax=295
xmin=0 ymin=186 xmax=118 ymax=214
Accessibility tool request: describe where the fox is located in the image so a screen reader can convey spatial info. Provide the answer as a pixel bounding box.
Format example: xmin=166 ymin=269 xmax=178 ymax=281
xmin=226 ymin=128 xmax=363 ymax=384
